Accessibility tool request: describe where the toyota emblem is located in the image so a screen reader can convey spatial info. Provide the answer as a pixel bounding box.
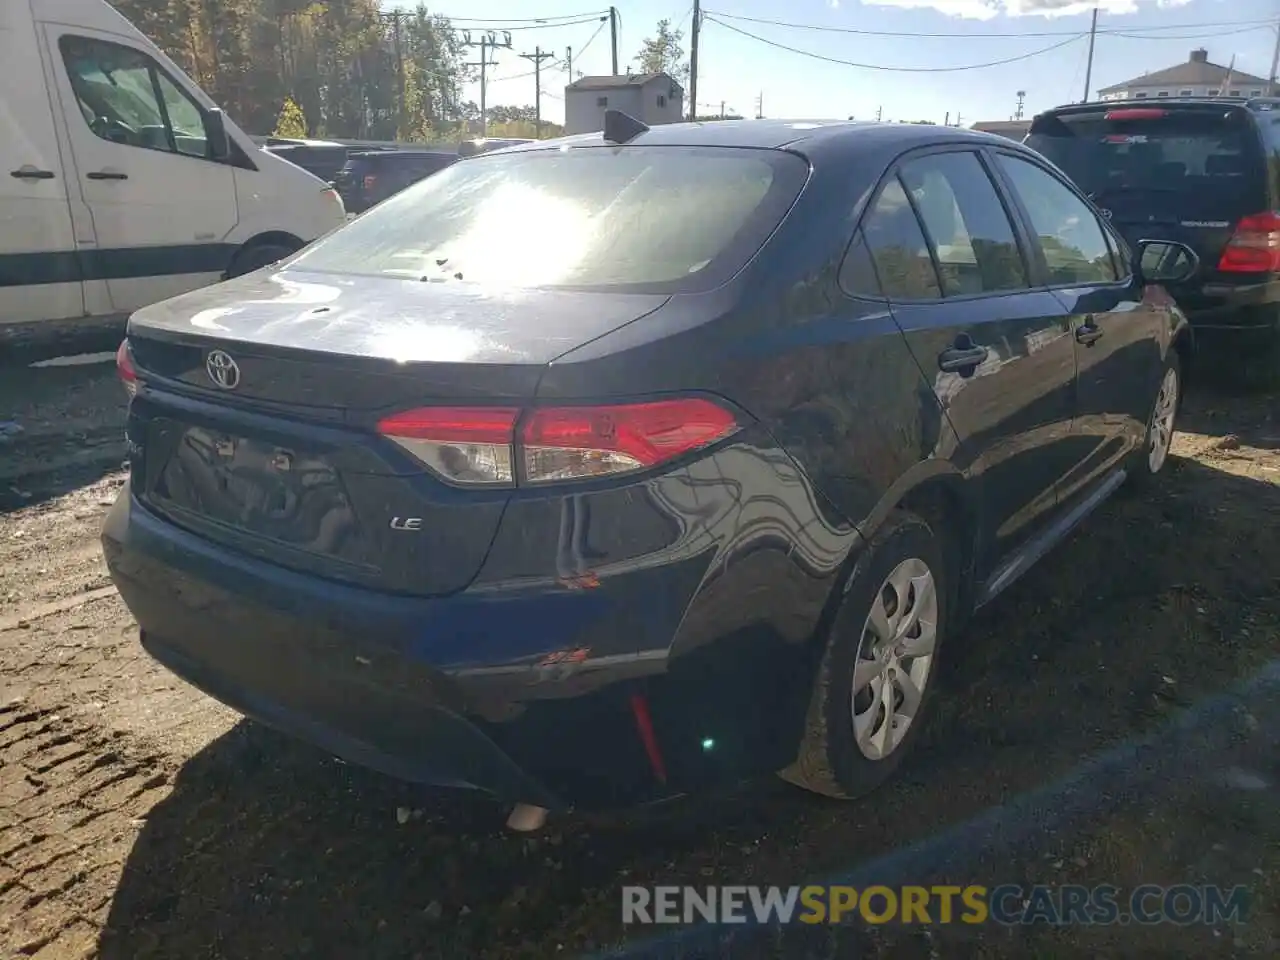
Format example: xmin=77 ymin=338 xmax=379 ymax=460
xmin=206 ymin=350 xmax=240 ymax=390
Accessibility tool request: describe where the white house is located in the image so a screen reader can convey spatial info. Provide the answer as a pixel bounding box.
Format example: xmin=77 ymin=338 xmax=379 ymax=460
xmin=1097 ymin=49 xmax=1271 ymax=102
xmin=563 ymin=73 xmax=684 ymax=135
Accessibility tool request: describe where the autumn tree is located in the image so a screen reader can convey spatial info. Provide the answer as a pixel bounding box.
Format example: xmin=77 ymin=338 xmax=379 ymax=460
xmin=273 ymin=96 xmax=307 ymax=138
xmin=634 ymin=19 xmax=688 ymax=84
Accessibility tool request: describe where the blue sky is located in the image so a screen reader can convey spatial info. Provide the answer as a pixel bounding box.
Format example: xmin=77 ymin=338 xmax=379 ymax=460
xmin=387 ymin=0 xmax=1279 ymax=126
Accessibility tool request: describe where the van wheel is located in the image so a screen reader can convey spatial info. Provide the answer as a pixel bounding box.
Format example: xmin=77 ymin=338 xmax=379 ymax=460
xmin=780 ymin=510 xmax=948 ymax=800
xmin=1126 ymin=352 xmax=1181 ymax=491
xmin=227 ymin=242 xmax=298 ymax=279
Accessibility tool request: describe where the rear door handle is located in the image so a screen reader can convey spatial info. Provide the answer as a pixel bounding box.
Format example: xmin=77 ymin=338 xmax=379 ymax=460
xmin=10 ymin=167 xmax=55 ymax=180
xmin=1075 ymin=318 xmax=1104 ymax=346
xmin=938 ymin=344 xmax=990 ymax=373
xmin=86 ymin=170 xmax=128 ymax=180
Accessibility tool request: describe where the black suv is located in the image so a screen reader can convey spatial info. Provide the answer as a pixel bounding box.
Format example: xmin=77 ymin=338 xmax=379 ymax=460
xmin=1026 ymin=97 xmax=1280 ymax=383
xmin=334 ymin=149 xmax=457 ymax=213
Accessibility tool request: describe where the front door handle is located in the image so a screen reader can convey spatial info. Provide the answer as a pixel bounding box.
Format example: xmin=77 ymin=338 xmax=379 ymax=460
xmin=86 ymin=170 xmax=128 ymax=180
xmin=1076 ymin=318 xmax=1104 ymax=346
xmin=938 ymin=343 xmax=990 ymax=374
xmin=10 ymin=167 xmax=55 ymax=180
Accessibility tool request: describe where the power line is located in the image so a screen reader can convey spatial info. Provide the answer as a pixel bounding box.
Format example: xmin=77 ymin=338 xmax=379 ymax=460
xmin=703 ymin=15 xmax=1086 ymax=73
xmin=482 ymin=17 xmax=610 ymax=33
xmin=437 ymin=10 xmax=610 ymax=24
xmin=1110 ymin=25 xmax=1272 ymax=41
xmin=702 ymin=9 xmax=1276 ymax=40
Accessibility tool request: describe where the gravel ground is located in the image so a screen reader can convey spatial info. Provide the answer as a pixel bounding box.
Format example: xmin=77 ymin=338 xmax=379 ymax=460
xmin=0 ymin=354 xmax=1277 ymax=960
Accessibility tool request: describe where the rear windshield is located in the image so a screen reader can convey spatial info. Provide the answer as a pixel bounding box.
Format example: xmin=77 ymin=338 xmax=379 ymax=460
xmin=290 ymin=146 xmax=809 ymax=293
xmin=1026 ymin=109 xmax=1265 ymax=208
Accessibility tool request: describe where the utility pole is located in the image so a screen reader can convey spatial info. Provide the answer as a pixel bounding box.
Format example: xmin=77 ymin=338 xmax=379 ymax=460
xmin=755 ymin=91 xmax=763 ymax=119
xmin=462 ymin=31 xmax=511 ymax=138
xmin=1015 ymin=90 xmax=1025 ymax=121
xmin=689 ymin=0 xmax=701 ymax=121
xmin=945 ymin=111 xmax=950 ymax=127
xmin=566 ymin=46 xmax=573 ymax=82
xmin=1082 ymin=7 xmax=1098 ymax=103
xmin=876 ymin=105 xmax=883 ymax=121
xmin=610 ymin=6 xmax=619 ymax=75
xmin=390 ymin=11 xmax=406 ymax=137
xmin=1266 ymin=22 xmax=1280 ymax=96
xmin=520 ymin=46 xmax=555 ymax=137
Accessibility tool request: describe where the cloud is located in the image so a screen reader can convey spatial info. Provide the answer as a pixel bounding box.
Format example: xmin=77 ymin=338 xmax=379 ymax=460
xmin=859 ymin=0 xmax=1192 ymax=21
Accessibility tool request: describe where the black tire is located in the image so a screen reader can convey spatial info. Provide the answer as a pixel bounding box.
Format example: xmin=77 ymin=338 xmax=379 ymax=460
xmin=1125 ymin=351 xmax=1181 ymax=492
xmin=1239 ymin=321 xmax=1280 ymax=392
xmin=226 ymin=242 xmax=298 ymax=279
xmin=780 ymin=510 xmax=949 ymax=800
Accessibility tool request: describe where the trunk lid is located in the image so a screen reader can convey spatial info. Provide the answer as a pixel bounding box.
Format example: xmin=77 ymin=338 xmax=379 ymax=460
xmin=125 ymin=269 xmax=669 ymax=596
xmin=1026 ymin=104 xmax=1270 ymax=282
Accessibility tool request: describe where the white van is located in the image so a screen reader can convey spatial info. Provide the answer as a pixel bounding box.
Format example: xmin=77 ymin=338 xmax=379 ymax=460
xmin=0 ymin=0 xmax=346 ymax=343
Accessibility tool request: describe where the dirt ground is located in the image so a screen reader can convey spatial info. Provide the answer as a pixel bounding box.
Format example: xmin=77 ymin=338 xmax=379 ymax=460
xmin=0 ymin=354 xmax=1277 ymax=960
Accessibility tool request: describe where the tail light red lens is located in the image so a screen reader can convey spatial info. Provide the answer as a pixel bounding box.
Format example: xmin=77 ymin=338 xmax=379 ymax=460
xmin=377 ymin=398 xmax=741 ymax=487
xmin=115 ymin=339 xmax=137 ymax=398
xmin=521 ymin=399 xmax=739 ymax=483
xmin=1218 ymin=212 xmax=1280 ymax=273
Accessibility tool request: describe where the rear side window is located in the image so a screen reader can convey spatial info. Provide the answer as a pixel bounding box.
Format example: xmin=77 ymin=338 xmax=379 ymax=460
xmin=1025 ymin=109 xmax=1266 ymax=215
xmin=861 ymin=178 xmax=942 ymax=300
xmin=996 ymin=154 xmax=1118 ymax=286
xmin=898 ymin=151 xmax=1028 ymax=295
xmin=292 ymin=146 xmax=808 ymax=294
xmin=839 ymin=229 xmax=882 ymax=298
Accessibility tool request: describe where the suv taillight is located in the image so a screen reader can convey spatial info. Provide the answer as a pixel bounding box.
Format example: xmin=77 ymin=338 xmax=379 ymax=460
xmin=1218 ymin=212 xmax=1280 ymax=273
xmin=377 ymin=399 xmax=741 ymax=487
xmin=115 ymin=339 xmax=137 ymax=398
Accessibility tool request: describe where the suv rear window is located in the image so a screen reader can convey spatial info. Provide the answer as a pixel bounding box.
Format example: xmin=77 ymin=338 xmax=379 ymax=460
xmin=1026 ymin=108 xmax=1266 ymax=214
xmin=291 ymin=146 xmax=808 ymax=294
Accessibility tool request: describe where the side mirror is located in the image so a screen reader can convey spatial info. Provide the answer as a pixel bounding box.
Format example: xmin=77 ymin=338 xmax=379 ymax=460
xmin=1134 ymin=239 xmax=1199 ymax=286
xmin=205 ymin=107 xmax=231 ymax=161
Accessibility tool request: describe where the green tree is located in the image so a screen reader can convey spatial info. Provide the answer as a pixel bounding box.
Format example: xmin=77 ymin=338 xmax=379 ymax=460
xmin=272 ymin=96 xmax=307 ymax=137
xmin=634 ymin=19 xmax=688 ymax=84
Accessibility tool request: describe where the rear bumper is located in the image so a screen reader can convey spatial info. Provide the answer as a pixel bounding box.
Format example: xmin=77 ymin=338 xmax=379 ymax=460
xmin=102 ymin=425 xmax=851 ymax=808
xmin=1179 ymin=278 xmax=1280 ymax=331
xmin=102 ymin=484 xmax=707 ymax=809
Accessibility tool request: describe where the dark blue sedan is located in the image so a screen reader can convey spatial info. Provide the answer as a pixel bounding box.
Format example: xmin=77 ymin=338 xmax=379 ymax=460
xmin=103 ymin=114 xmax=1197 ymax=823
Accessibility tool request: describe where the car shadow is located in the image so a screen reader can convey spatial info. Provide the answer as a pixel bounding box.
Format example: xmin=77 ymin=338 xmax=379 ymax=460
xmin=99 ymin=457 xmax=1280 ymax=960
xmin=0 ymin=359 xmax=126 ymax=513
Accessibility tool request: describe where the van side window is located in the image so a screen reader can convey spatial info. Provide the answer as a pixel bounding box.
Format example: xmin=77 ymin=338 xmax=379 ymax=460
xmin=860 ymin=178 xmax=943 ymax=300
xmin=59 ymin=36 xmax=209 ymax=159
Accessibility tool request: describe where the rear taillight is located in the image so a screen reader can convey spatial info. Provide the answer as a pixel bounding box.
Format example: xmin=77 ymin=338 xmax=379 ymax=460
xmin=115 ymin=339 xmax=137 ymax=398
xmin=376 ymin=398 xmax=741 ymax=487
xmin=377 ymin=406 xmax=519 ymax=485
xmin=521 ymin=400 xmax=739 ymax=483
xmin=1217 ymin=212 xmax=1280 ymax=273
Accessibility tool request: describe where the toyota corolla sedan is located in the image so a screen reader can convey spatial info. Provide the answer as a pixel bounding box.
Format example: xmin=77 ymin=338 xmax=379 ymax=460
xmin=103 ymin=114 xmax=1197 ymax=821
